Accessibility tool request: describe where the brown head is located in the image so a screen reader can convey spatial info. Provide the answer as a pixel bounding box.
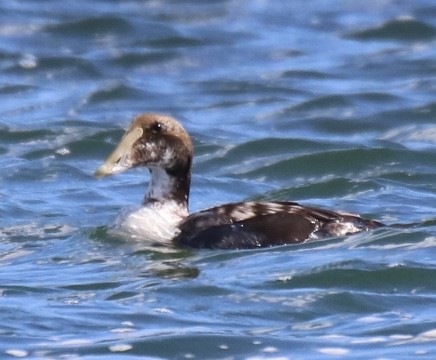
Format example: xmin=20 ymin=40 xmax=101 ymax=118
xmin=95 ymin=114 xmax=193 ymax=206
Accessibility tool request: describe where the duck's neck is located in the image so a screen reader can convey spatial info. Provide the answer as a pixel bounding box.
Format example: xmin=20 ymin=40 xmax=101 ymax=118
xmin=144 ymin=167 xmax=191 ymax=213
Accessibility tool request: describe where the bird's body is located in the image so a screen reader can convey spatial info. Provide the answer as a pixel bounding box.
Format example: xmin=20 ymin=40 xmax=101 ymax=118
xmin=95 ymin=114 xmax=382 ymax=249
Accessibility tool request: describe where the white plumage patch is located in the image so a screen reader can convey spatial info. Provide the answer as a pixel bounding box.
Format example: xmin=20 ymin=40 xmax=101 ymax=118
xmin=148 ymin=167 xmax=179 ymax=201
xmin=228 ymin=201 xmax=306 ymax=220
xmin=327 ymin=221 xmax=362 ymax=236
xmin=229 ymin=204 xmax=257 ymax=220
xmin=112 ymin=201 xmax=187 ymax=244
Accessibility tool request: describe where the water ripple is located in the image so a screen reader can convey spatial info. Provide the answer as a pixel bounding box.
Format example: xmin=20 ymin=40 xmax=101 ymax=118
xmin=0 ymin=0 xmax=435 ymax=359
xmin=348 ymin=17 xmax=436 ymax=41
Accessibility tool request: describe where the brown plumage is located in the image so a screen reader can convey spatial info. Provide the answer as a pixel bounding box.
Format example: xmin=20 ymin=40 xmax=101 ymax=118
xmin=95 ymin=113 xmax=383 ymax=249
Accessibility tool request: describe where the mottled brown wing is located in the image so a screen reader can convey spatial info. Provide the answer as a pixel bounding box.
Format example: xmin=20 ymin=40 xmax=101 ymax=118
xmin=174 ymin=201 xmax=383 ymax=249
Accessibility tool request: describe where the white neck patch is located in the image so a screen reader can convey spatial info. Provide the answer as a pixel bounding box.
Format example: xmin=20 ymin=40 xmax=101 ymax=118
xmin=147 ymin=167 xmax=176 ymax=201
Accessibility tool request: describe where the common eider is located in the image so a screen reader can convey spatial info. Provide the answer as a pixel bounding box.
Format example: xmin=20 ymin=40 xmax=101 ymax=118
xmin=95 ymin=114 xmax=383 ymax=249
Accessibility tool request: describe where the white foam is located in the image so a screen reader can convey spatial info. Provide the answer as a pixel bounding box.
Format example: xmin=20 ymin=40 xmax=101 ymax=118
xmin=5 ymin=349 xmax=28 ymax=358
xmin=109 ymin=344 xmax=133 ymax=352
xmin=318 ymin=347 xmax=350 ymax=356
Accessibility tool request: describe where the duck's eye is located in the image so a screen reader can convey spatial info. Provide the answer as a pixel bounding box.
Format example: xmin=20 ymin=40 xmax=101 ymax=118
xmin=150 ymin=122 xmax=162 ymax=134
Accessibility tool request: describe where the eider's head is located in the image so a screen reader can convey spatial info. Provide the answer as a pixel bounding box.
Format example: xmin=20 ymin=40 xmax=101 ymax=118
xmin=95 ymin=114 xmax=193 ymax=179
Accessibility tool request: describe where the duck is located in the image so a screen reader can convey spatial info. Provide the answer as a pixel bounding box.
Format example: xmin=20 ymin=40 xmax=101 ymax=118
xmin=95 ymin=113 xmax=383 ymax=249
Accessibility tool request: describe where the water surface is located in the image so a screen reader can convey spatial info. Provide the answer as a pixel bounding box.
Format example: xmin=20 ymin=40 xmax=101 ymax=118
xmin=0 ymin=0 xmax=435 ymax=358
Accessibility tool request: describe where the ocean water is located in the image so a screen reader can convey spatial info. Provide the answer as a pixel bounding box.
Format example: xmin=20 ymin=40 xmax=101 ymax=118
xmin=0 ymin=0 xmax=435 ymax=358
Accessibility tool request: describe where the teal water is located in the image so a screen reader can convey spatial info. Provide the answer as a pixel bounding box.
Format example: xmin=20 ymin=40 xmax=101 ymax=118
xmin=0 ymin=0 xmax=435 ymax=358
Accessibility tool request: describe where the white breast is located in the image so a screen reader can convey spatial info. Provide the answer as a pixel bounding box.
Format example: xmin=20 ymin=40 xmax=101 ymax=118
xmin=111 ymin=201 xmax=188 ymax=244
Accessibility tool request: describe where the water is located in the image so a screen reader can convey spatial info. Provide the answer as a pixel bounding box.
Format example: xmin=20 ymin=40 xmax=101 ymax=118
xmin=0 ymin=0 xmax=435 ymax=358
